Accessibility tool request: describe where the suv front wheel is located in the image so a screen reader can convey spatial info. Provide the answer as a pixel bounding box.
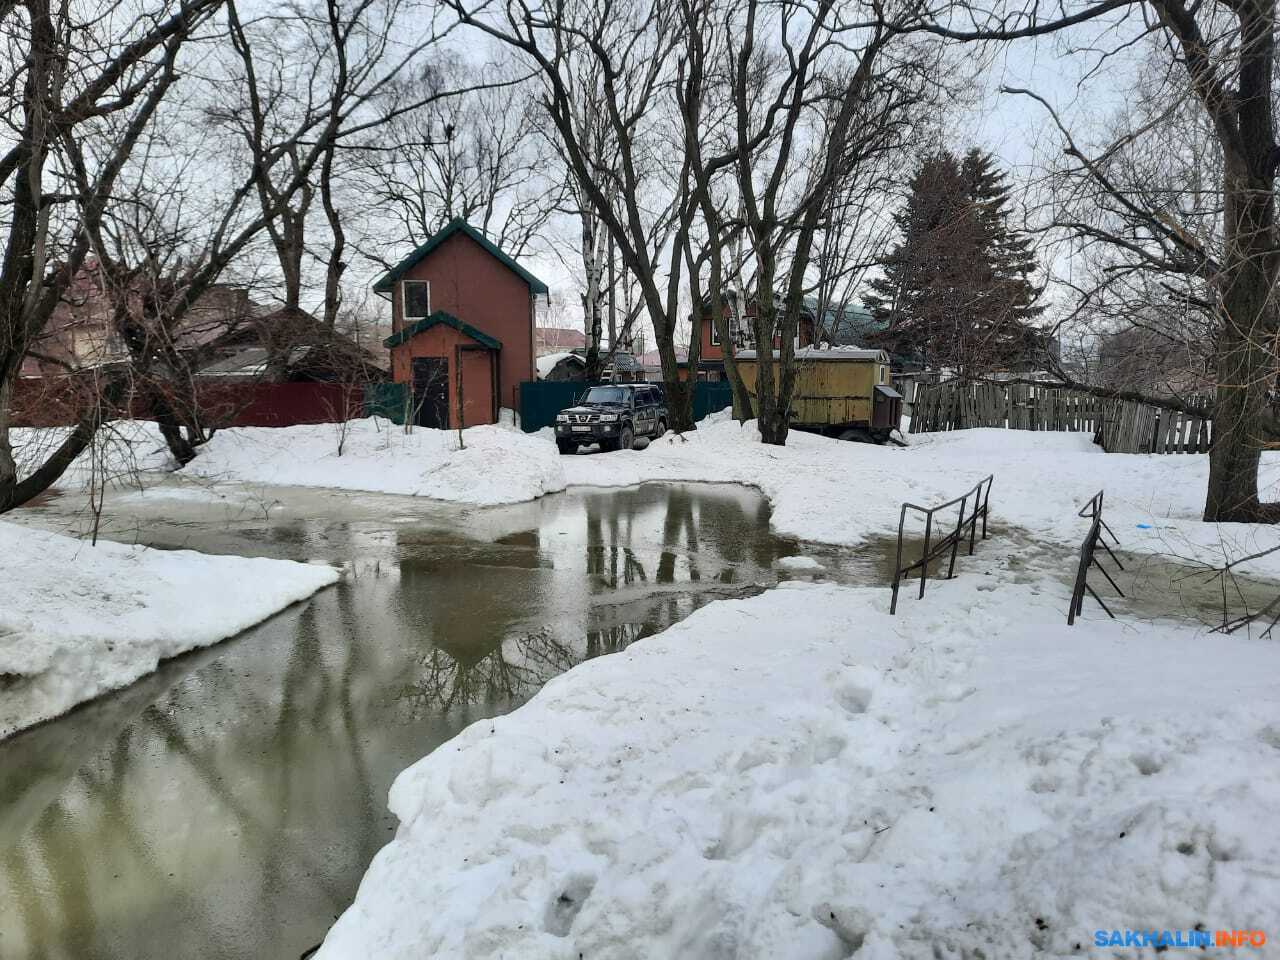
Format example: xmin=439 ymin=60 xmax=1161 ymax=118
xmin=604 ymin=423 xmax=634 ymax=452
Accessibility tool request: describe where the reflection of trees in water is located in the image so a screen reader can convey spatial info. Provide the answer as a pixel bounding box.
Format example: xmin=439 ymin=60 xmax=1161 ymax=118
xmin=584 ymin=484 xmax=776 ymax=591
xmin=658 ymin=487 xmax=700 ymax=583
xmin=585 ymin=494 xmax=649 ymax=588
xmin=585 ymin=621 xmax=654 ymax=658
xmin=0 ymin=586 xmax=382 ymax=959
xmin=401 ymin=627 xmax=578 ymax=715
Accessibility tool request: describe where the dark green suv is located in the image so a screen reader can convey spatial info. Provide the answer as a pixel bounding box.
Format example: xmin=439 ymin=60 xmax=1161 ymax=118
xmin=554 ymin=384 xmax=668 ymax=454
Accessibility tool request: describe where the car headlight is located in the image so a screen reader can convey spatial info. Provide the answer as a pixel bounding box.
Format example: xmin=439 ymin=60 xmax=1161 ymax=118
xmin=555 ymin=414 xmax=569 ymax=423
xmin=599 ymin=413 xmax=618 ymax=422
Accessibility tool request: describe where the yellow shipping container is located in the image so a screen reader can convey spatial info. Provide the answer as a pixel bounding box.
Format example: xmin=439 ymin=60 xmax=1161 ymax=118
xmin=735 ymin=347 xmax=902 ymax=441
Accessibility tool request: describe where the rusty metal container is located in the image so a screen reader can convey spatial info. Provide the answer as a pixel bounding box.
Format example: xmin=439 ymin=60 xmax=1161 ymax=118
xmin=734 ymin=346 xmax=902 ymax=440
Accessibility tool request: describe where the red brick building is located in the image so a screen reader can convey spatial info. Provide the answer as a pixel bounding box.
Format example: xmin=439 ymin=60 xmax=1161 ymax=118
xmin=375 ymin=219 xmax=548 ymax=428
xmin=670 ymin=304 xmax=817 ymax=381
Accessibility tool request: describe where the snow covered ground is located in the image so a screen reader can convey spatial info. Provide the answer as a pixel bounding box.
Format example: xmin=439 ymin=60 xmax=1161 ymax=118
xmin=0 ymin=521 xmax=338 ymax=738
xmin=11 ymin=420 xmax=175 ymax=492
xmin=183 ymin=418 xmax=566 ymax=506
xmin=318 ymin=561 xmax=1280 ymax=959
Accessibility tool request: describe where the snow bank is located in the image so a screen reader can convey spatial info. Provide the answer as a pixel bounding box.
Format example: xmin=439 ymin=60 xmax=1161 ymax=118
xmin=0 ymin=521 xmax=338 ymax=738
xmin=318 ymin=573 xmax=1280 ymax=959
xmin=563 ymin=419 xmax=1280 ymax=577
xmin=10 ymin=420 xmax=174 ymax=493
xmin=183 ymin=418 xmax=566 ymax=505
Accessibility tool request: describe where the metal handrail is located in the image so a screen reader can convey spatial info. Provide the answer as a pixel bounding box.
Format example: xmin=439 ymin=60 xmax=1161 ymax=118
xmin=890 ymin=475 xmax=994 ymax=614
xmin=1067 ymin=490 xmax=1125 ymax=624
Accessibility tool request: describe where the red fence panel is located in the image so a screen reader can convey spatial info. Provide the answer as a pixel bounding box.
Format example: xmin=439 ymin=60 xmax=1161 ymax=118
xmin=11 ymin=377 xmax=364 ymax=429
xmin=195 ymin=382 xmax=363 ymax=427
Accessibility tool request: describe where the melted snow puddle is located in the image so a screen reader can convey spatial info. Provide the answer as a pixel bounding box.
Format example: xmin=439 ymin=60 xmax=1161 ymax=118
xmin=0 ymin=480 xmax=887 ymax=960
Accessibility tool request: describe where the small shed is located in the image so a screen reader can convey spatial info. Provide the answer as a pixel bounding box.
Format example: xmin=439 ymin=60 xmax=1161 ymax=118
xmin=735 ymin=346 xmax=901 ymax=439
xmin=374 ymin=218 xmax=548 ymax=428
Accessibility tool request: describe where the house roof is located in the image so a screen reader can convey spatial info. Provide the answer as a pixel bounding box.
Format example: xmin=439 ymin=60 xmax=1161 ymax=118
xmin=536 ymin=351 xmax=586 ymax=379
xmin=383 ymin=310 xmax=502 ymax=351
xmin=373 ymin=218 xmax=549 ymax=296
xmin=737 ymin=346 xmax=887 ymax=362
xmin=537 ymin=326 xmax=587 ymax=350
xmin=198 ymin=346 xmax=291 ymax=377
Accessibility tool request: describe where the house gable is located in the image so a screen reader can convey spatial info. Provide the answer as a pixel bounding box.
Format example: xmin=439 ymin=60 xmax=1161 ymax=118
xmin=373 ymin=219 xmax=548 ymax=296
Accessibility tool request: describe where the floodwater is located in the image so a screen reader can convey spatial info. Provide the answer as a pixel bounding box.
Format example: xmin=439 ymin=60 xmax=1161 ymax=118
xmin=0 ymin=480 xmax=881 ymax=960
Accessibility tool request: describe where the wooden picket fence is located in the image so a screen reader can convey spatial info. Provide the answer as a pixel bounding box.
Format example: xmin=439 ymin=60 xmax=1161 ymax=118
xmin=910 ymin=380 xmax=1213 ymax=454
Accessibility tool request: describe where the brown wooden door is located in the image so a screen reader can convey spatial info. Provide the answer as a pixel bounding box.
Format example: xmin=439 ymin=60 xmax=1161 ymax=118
xmin=411 ymin=357 xmax=448 ymax=428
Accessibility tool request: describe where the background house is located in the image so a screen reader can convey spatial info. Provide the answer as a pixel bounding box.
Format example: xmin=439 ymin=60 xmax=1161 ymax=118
xmin=684 ymin=300 xmax=818 ymax=381
xmin=536 ymin=326 xmax=586 ymax=354
xmin=536 ymin=351 xmax=587 ymax=381
xmin=195 ymin=306 xmax=387 ymax=383
xmin=20 ymin=264 xmax=262 ymax=377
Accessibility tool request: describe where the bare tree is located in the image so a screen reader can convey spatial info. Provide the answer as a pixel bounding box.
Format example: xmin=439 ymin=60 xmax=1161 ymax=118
xmin=0 ymin=0 xmax=457 ymax=509
xmin=0 ymin=0 xmax=227 ymax=510
xmin=681 ymin=0 xmax=946 ymax=443
xmin=921 ymin=2 xmax=1280 ymax=522
xmin=354 ymin=56 xmax=564 ymax=270
xmin=445 ymin=0 xmax=720 ymax=430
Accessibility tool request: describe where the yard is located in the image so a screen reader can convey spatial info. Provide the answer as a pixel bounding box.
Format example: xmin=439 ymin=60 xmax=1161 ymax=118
xmin=3 ymin=415 xmax=1278 ymax=958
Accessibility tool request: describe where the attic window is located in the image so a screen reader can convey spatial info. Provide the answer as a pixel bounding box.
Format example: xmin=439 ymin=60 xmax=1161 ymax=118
xmin=403 ymin=281 xmax=430 ymax=319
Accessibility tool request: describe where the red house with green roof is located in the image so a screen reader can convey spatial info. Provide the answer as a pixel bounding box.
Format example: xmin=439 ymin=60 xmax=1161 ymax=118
xmin=375 ymin=219 xmax=548 ymax=428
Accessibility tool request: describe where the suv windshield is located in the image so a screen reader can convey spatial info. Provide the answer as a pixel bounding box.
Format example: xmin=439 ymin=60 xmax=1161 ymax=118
xmin=581 ymin=386 xmax=630 ymax=405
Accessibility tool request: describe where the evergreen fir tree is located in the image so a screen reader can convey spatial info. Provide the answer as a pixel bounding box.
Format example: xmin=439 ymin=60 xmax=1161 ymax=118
xmin=863 ymin=148 xmax=1045 ymax=378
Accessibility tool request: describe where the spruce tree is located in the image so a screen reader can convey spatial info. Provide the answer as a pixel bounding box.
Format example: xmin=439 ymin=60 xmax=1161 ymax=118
xmin=863 ymin=148 xmax=1044 ymax=378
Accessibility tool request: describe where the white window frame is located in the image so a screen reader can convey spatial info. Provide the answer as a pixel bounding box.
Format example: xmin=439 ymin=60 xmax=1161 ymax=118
xmin=402 ymin=280 xmax=431 ymax=320
xmin=709 ymin=322 xmax=720 ymax=346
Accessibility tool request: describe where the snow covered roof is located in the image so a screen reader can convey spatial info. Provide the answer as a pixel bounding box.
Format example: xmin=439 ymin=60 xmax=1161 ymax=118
xmin=536 ymin=351 xmax=585 ymax=379
xmin=736 ymin=346 xmax=887 ymax=362
xmin=198 ymin=345 xmax=313 ymax=377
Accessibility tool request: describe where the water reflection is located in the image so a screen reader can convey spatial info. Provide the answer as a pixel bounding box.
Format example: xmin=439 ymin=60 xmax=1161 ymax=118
xmin=0 ymin=480 xmax=830 ymax=960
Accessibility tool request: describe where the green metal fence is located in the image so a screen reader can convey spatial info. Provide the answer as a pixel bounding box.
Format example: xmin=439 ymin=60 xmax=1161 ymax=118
xmin=364 ymin=379 xmax=734 ymax=431
xmin=364 ymin=381 xmax=409 ymax=424
xmin=693 ymin=382 xmax=733 ymax=422
xmin=517 ymin=380 xmax=734 ymax=433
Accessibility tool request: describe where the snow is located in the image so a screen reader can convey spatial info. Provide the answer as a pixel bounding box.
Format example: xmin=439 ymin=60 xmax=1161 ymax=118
xmin=182 ymin=417 xmax=567 ymax=506
xmin=536 ymin=351 xmax=584 ymax=379
xmin=317 ymin=567 xmax=1280 ymax=959
xmin=10 ymin=420 xmax=174 ymax=492
xmin=17 ymin=411 xmax=1272 ymax=953
xmin=775 ymin=554 xmax=824 ymax=571
xmin=0 ymin=521 xmax=338 ymax=738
